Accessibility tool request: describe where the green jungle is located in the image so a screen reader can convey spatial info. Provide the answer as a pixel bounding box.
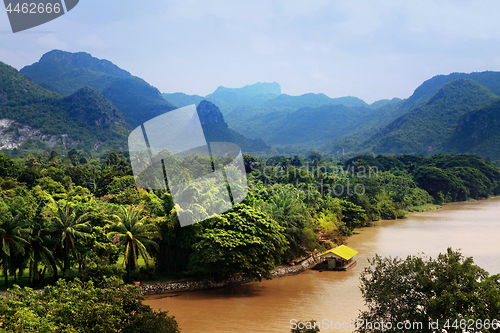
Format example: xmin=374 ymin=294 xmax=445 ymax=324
xmin=1 ymin=149 xmax=500 ymax=331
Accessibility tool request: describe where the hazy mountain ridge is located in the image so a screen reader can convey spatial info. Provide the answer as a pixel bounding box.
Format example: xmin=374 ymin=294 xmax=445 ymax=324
xmin=265 ymin=104 xmax=375 ymax=146
xmin=20 ymin=50 xmax=177 ymax=128
xmin=21 ymin=49 xmax=131 ymax=82
xmin=163 ymin=83 xmax=386 ymax=151
xmin=10 ymin=50 xmax=500 ymax=160
xmin=161 ymin=92 xmax=205 ymax=108
xmin=262 ymin=93 xmax=368 ymax=109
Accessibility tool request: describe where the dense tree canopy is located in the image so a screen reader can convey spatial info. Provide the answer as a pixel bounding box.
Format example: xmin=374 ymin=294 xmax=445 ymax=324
xmin=358 ymin=249 xmax=500 ymax=333
xmin=0 ymin=278 xmax=180 ymax=333
xmin=0 ymin=150 xmax=499 ymax=295
xmin=190 ymin=204 xmax=288 ymax=281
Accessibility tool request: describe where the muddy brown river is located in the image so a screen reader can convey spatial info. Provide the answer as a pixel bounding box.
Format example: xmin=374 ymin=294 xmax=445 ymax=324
xmin=144 ymin=198 xmax=500 ymax=332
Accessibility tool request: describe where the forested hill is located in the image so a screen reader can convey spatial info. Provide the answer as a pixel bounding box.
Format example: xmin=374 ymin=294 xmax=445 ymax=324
xmin=400 ymin=70 xmax=500 ymax=111
xmin=0 ymin=61 xmax=129 ymax=152
xmin=447 ymin=99 xmax=500 ymax=160
xmin=261 ymin=104 xmax=376 ymax=146
xmin=322 ymin=72 xmax=500 ymax=159
xmin=344 ymin=153 xmax=500 ymax=202
xmin=368 ymin=79 xmax=500 ymax=155
xmin=19 ymin=49 xmax=131 ymax=86
xmin=20 ymin=50 xmax=177 ymax=128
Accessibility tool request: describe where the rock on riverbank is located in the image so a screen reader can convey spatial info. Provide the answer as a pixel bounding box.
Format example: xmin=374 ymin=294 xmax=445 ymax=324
xmin=141 ymin=256 xmax=319 ymax=295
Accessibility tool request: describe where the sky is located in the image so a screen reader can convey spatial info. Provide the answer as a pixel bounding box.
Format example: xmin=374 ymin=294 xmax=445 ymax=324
xmin=2 ymin=0 xmax=500 ymax=104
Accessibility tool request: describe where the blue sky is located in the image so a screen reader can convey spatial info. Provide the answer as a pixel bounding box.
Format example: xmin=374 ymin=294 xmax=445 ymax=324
xmin=2 ymin=0 xmax=500 ymax=103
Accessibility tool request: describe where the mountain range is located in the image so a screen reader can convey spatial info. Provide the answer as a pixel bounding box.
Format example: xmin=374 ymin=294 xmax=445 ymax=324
xmin=0 ymin=61 xmax=129 ymax=152
xmin=7 ymin=50 xmax=271 ymax=154
xmin=323 ymin=72 xmax=500 ymax=160
xmin=3 ymin=49 xmax=500 ymax=161
xmin=20 ymin=50 xmax=177 ymax=129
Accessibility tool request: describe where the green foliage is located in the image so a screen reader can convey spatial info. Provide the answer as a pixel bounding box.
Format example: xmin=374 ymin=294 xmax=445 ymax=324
xmin=1 ymin=146 xmax=499 ymax=291
xmin=358 ymin=249 xmax=500 ymax=333
xmin=371 ymin=79 xmax=500 ymax=155
xmin=107 ymin=206 xmax=161 ymax=277
xmin=0 ymin=152 xmax=20 ymax=178
xmin=190 ymin=204 xmax=289 ymax=281
xmin=344 ymin=154 xmax=500 ymax=204
xmin=413 ymin=166 xmax=467 ymax=203
xmin=48 ymin=202 xmax=92 ymax=276
xmin=338 ymin=200 xmax=368 ymax=230
xmin=0 ymin=278 xmax=180 ymax=333
xmin=0 ymin=212 xmax=31 ymax=287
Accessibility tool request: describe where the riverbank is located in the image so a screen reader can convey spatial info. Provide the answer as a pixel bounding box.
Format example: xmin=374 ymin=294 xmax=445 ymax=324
xmin=143 ymin=197 xmax=500 ymax=333
xmin=141 ymin=203 xmax=444 ymax=295
xmin=141 ymin=256 xmax=319 ymax=295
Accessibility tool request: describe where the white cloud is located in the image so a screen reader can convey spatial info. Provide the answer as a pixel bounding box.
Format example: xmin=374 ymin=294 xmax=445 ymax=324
xmin=3 ymin=0 xmax=500 ymax=104
xmin=36 ymin=34 xmax=68 ymax=49
xmin=402 ymin=1 xmax=500 ymax=41
xmin=251 ymin=34 xmax=289 ymax=55
xmin=309 ymin=59 xmax=332 ymax=84
xmin=77 ymin=35 xmax=107 ymax=49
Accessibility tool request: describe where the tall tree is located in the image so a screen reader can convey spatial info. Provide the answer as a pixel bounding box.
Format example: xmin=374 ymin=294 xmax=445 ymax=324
xmin=190 ymin=204 xmax=289 ymax=281
xmin=0 ymin=212 xmax=31 ymax=287
xmin=357 ymin=248 xmax=500 ymax=333
xmin=107 ymin=206 xmax=161 ymax=277
xmin=48 ymin=202 xmax=92 ymax=276
xmin=28 ymin=224 xmax=60 ymax=283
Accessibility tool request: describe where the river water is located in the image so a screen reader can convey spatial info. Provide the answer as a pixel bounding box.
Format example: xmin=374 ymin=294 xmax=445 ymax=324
xmin=144 ymin=198 xmax=500 ymax=332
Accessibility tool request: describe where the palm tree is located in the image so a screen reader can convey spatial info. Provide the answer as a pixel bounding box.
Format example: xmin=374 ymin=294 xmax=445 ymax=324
xmin=265 ymin=193 xmax=308 ymax=229
xmin=0 ymin=213 xmax=31 ymax=287
xmin=107 ymin=206 xmax=161 ymax=278
xmin=28 ymin=226 xmax=60 ymax=283
xmin=257 ymin=191 xmax=310 ymax=259
xmin=48 ymin=202 xmax=92 ymax=276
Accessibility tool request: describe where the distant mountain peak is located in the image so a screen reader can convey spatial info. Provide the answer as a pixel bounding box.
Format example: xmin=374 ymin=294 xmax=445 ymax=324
xmin=213 ymin=82 xmax=281 ymax=95
xmin=425 ymin=78 xmax=498 ymax=107
xmin=196 ymin=100 xmax=226 ymax=125
xmin=402 ymin=71 xmax=500 ymax=111
xmin=0 ymin=64 xmax=129 ymax=151
xmin=369 ymin=77 xmax=499 ymax=155
xmin=20 ymin=50 xmax=176 ymax=128
xmin=21 ymin=49 xmax=131 ymax=82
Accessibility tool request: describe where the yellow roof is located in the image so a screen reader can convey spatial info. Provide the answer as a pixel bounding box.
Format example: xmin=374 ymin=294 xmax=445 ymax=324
xmin=319 ymin=245 xmax=358 ymax=260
